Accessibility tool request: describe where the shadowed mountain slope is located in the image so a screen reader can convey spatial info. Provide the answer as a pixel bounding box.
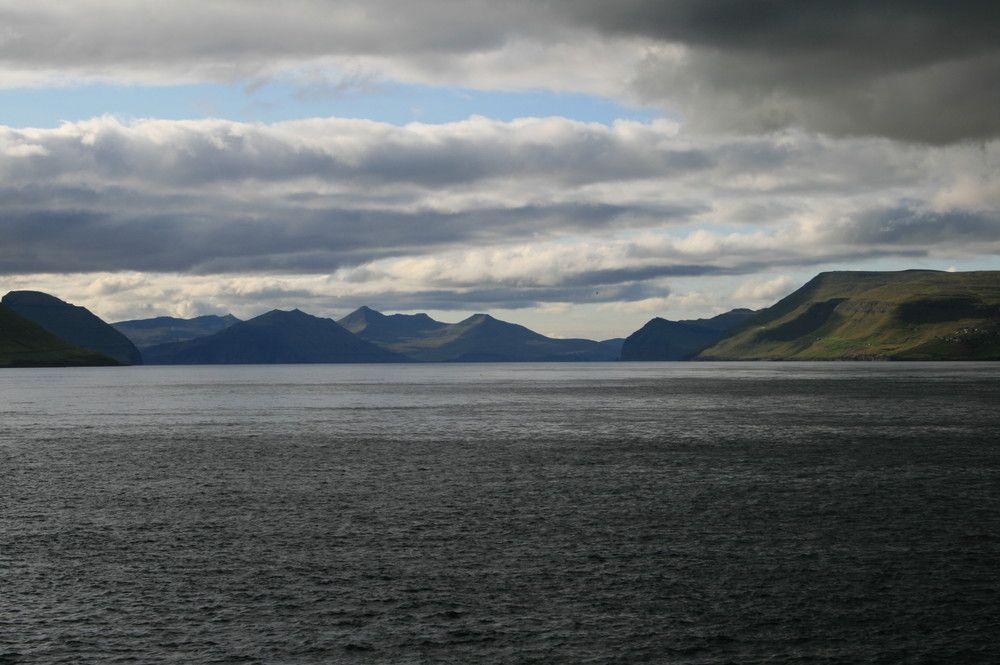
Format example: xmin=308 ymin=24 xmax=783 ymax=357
xmin=338 ymin=306 xmax=450 ymax=345
xmin=339 ymin=307 xmax=617 ymax=362
xmin=696 ymin=270 xmax=1000 ymax=360
xmin=599 ymin=338 xmax=626 ymax=355
xmin=113 ymin=314 xmax=241 ymax=349
xmin=397 ymin=313 xmax=615 ymax=362
xmin=0 ymin=303 xmax=121 ymax=367
xmin=2 ymin=291 xmax=142 ymax=365
xmin=620 ymin=309 xmax=756 ymax=361
xmin=143 ymin=309 xmax=409 ymax=364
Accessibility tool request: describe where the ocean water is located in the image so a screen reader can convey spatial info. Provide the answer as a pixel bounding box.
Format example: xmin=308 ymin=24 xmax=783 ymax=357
xmin=1 ymin=362 xmax=998 ymax=664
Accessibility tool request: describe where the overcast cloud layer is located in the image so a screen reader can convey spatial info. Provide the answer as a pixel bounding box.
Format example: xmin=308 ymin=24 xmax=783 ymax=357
xmin=1 ymin=1 xmax=999 ymax=337
xmin=4 ymin=1 xmax=999 ymax=142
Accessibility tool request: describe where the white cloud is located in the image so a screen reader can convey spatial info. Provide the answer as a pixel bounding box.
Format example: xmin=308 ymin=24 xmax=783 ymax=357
xmin=730 ymin=275 xmax=798 ymax=306
xmin=600 ymin=296 xmax=674 ymax=315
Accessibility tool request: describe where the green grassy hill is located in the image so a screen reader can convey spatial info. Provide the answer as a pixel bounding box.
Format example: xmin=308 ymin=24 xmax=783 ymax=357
xmin=696 ymin=270 xmax=1000 ymax=360
xmin=1 ymin=304 xmax=121 ymax=367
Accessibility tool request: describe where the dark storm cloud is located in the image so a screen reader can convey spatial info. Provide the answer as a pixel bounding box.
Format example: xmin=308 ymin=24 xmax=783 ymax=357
xmin=553 ymin=0 xmax=1000 ymax=143
xmin=828 ymin=205 xmax=1000 ymax=246
xmin=0 ymin=117 xmax=718 ymax=275
xmin=0 ymin=185 xmax=672 ymax=275
xmin=557 ymin=0 xmax=998 ymax=61
xmin=539 ymin=264 xmax=727 ymax=287
xmin=317 ymin=281 xmax=672 ymax=314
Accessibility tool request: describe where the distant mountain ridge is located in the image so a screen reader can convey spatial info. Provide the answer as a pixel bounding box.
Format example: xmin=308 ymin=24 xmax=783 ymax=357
xmin=338 ymin=307 xmax=618 ymax=362
xmin=142 ymin=309 xmax=409 ymax=364
xmin=2 ymin=291 xmax=142 ymax=365
xmin=696 ymin=270 xmax=1000 ymax=360
xmin=113 ymin=314 xmax=241 ymax=349
xmin=5 ymin=270 xmax=1000 ymax=368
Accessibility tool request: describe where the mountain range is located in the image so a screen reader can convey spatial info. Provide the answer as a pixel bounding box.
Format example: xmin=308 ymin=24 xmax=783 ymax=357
xmin=142 ymin=309 xmax=407 ymax=364
xmin=3 ymin=269 xmax=999 ymax=367
xmin=338 ymin=306 xmax=619 ymax=362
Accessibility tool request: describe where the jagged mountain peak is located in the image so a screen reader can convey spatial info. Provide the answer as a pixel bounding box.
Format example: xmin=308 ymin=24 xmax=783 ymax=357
xmin=338 ymin=306 xmax=449 ymax=344
xmin=338 ymin=305 xmax=387 ymax=331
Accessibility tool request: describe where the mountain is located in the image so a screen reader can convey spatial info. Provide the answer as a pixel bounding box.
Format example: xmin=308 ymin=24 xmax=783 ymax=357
xmin=695 ymin=270 xmax=1000 ymax=360
xmin=347 ymin=310 xmax=619 ymax=362
xmin=113 ymin=314 xmax=241 ymax=349
xmin=693 ymin=308 xmax=760 ymax=332
xmin=599 ymin=338 xmax=626 ymax=355
xmin=2 ymin=291 xmax=142 ymax=365
xmin=620 ymin=309 xmax=757 ymax=361
xmin=142 ymin=308 xmax=409 ymax=364
xmin=338 ymin=306 xmax=450 ymax=345
xmin=0 ymin=303 xmax=121 ymax=367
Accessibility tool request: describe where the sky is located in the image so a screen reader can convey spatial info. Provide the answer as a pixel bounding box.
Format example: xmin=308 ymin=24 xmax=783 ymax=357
xmin=2 ymin=1 xmax=999 ymax=340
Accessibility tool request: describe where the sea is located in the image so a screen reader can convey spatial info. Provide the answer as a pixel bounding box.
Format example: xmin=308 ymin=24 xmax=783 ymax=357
xmin=1 ymin=362 xmax=998 ymax=664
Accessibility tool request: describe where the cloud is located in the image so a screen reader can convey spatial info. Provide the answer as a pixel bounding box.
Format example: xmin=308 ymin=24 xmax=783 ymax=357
xmin=0 ymin=1 xmax=511 ymax=71
xmin=819 ymin=205 xmax=1000 ymax=248
xmin=559 ymin=0 xmax=1000 ymax=143
xmin=730 ymin=274 xmax=798 ymax=307
xmin=4 ymin=2 xmax=998 ymax=144
xmin=3 ymin=2 xmax=997 ymax=339
xmin=0 ymin=115 xmax=715 ymax=277
xmin=0 ymin=1 xmax=637 ymax=97
xmin=1 ymin=115 xmax=997 ymax=327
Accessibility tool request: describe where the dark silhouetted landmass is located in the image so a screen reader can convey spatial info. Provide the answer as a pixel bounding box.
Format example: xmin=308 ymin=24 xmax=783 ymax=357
xmin=620 ymin=309 xmax=756 ymax=360
xmin=696 ymin=270 xmax=1000 ymax=360
xmin=0 ymin=303 xmax=121 ymax=367
xmin=342 ymin=309 xmax=618 ymax=362
xmin=2 ymin=291 xmax=142 ymax=365
xmin=338 ymin=306 xmax=450 ymax=345
xmin=599 ymin=338 xmax=625 ymax=355
xmin=11 ymin=271 xmax=999 ymax=365
xmin=113 ymin=314 xmax=241 ymax=349
xmin=142 ymin=309 xmax=409 ymax=364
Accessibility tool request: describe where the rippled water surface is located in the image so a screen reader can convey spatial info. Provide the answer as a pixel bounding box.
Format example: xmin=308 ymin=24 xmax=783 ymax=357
xmin=2 ymin=362 xmax=999 ymax=664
